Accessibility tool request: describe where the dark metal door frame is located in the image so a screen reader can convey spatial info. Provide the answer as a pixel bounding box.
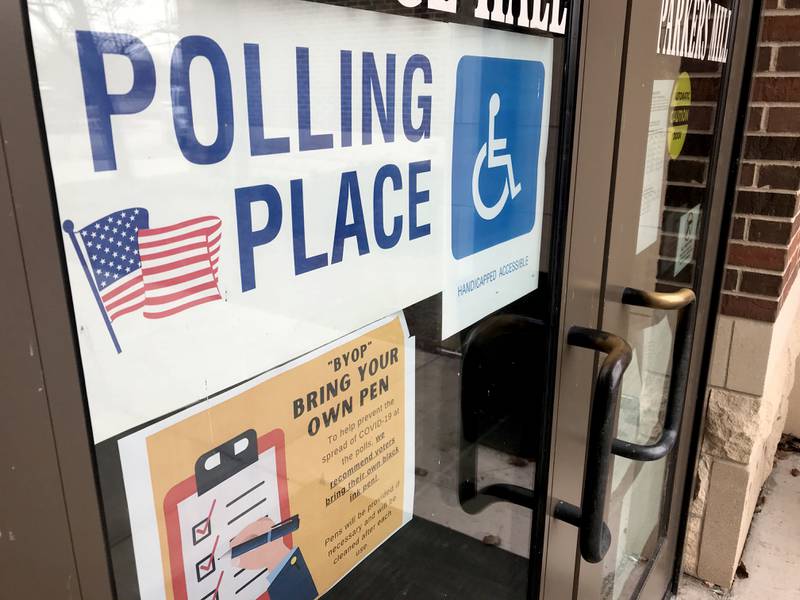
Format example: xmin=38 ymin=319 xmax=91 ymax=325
xmin=548 ymin=0 xmax=758 ymax=598
xmin=0 ymin=1 xmax=115 ymax=597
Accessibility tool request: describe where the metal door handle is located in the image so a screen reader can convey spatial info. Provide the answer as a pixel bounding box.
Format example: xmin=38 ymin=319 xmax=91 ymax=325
xmin=553 ymin=326 xmax=632 ymax=563
xmin=554 ymin=288 xmax=696 ymax=563
xmin=615 ymin=287 xmax=696 ymax=461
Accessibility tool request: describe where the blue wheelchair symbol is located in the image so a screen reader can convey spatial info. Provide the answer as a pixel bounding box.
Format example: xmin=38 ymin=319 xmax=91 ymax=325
xmin=451 ymin=56 xmax=545 ymax=259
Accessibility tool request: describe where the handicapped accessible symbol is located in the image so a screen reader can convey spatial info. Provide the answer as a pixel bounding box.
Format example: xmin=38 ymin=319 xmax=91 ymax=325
xmin=471 ymin=93 xmax=523 ymax=221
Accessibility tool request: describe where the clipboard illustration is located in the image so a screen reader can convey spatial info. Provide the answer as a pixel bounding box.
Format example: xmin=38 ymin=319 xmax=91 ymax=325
xmin=163 ymin=429 xmax=318 ymax=600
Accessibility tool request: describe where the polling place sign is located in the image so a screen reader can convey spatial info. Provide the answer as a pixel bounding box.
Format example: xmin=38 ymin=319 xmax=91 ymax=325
xmin=28 ymin=0 xmax=553 ymax=440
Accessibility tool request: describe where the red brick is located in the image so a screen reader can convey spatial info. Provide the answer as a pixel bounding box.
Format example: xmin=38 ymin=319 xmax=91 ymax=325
xmin=660 ymin=234 xmax=678 ymax=256
xmin=767 ymin=107 xmax=800 ymax=134
xmin=744 ymin=135 xmax=800 ymax=161
xmin=668 ymin=160 xmax=706 ymax=184
xmin=750 ymin=77 xmax=800 ymax=102
xmin=690 ymin=77 xmax=721 ymax=102
xmin=782 ymin=253 xmax=800 ymax=300
xmin=735 ymin=190 xmax=798 ymax=217
xmin=776 ymin=46 xmax=800 ymax=72
xmin=720 ymin=294 xmax=779 ymax=321
xmin=732 ymin=217 xmax=747 ymax=240
xmin=748 ymin=219 xmax=793 ymax=245
xmin=739 ymin=271 xmax=784 ymax=297
xmin=655 ymin=283 xmax=684 ymax=294
xmin=727 ymin=243 xmax=788 ymax=271
xmin=688 ymin=105 xmax=715 ymax=131
xmin=724 ymin=268 xmax=739 ymax=291
xmin=790 ymin=226 xmax=800 ymax=255
xmin=748 ymin=107 xmax=763 ymax=132
xmin=681 ymin=133 xmax=713 ymax=157
xmin=756 ymin=46 xmax=772 ymax=72
xmin=682 ymin=58 xmax=722 ymax=74
xmin=665 ymin=184 xmax=707 ymax=208
xmin=785 ymin=0 xmax=800 ymax=8
xmin=757 ymin=165 xmax=800 ymax=190
xmin=739 ymin=163 xmax=756 ymax=186
xmin=761 ymin=16 xmax=800 ymax=43
xmin=659 ymin=259 xmax=693 ymax=285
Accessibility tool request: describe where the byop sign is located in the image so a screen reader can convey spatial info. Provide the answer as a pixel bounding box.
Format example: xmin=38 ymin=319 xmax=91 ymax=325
xmin=450 ymin=56 xmax=544 ymax=259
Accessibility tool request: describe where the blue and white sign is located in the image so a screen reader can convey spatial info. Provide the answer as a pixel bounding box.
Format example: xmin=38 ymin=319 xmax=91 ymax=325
xmin=451 ymin=56 xmax=544 ymax=259
xmin=442 ymin=51 xmax=551 ymax=337
xmin=28 ymin=0 xmax=552 ymax=439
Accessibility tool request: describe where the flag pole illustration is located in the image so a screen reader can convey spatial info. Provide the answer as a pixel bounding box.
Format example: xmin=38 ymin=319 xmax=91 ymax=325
xmin=63 ymin=219 xmax=122 ymax=353
xmin=62 ymin=208 xmax=222 ymax=354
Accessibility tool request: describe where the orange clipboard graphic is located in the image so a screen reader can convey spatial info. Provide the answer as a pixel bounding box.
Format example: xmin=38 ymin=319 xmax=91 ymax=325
xmin=163 ymin=429 xmax=292 ymax=600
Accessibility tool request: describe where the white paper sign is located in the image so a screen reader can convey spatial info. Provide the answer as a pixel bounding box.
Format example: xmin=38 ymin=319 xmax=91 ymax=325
xmin=636 ymin=79 xmax=673 ymax=255
xmin=675 ymin=204 xmax=701 ymax=276
xmin=28 ymin=0 xmax=552 ymax=440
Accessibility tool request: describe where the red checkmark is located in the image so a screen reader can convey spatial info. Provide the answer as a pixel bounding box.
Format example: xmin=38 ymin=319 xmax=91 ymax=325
xmin=194 ymin=499 xmax=217 ymax=538
xmin=213 ymin=570 xmax=224 ymax=596
xmin=198 ymin=535 xmax=220 ymax=572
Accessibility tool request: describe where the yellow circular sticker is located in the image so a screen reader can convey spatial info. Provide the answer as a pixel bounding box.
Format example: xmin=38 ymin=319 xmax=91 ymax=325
xmin=669 ymin=72 xmax=691 ymax=159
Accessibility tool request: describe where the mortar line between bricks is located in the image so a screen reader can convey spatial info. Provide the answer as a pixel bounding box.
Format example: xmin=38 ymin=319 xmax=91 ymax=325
xmin=757 ymin=41 xmax=800 ymax=48
xmin=762 ymin=9 xmax=800 ymax=15
xmin=732 ymin=265 xmax=792 ymax=276
xmin=739 ymin=159 xmax=800 ymax=166
xmin=746 ymin=132 xmax=800 ymax=137
xmin=738 ymin=183 xmax=800 ymax=192
xmin=753 ymin=72 xmax=800 ymax=77
xmin=729 ymin=211 xmax=795 ymax=223
xmin=723 ymin=289 xmax=786 ymax=302
xmin=730 ymin=239 xmax=794 ymax=250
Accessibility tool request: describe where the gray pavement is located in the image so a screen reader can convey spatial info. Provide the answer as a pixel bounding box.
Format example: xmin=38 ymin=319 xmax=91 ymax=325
xmin=676 ymin=451 xmax=800 ymax=599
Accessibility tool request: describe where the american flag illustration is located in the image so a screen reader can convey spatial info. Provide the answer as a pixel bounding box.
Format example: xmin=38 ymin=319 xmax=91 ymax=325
xmin=63 ymin=208 xmax=222 ymax=353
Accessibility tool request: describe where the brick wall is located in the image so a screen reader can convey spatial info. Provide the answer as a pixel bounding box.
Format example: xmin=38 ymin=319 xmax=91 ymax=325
xmin=724 ymin=0 xmax=800 ymax=322
xmin=657 ymin=59 xmax=724 ymax=295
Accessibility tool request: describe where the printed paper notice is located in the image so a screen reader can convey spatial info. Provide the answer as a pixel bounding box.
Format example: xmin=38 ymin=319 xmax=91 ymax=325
xmin=675 ymin=205 xmax=701 ymax=276
xmin=119 ymin=314 xmax=415 ymax=600
xmin=636 ymin=80 xmax=673 ymax=254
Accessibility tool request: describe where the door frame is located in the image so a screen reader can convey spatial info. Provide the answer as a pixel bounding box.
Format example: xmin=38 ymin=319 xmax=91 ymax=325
xmin=541 ymin=1 xmax=760 ymax=599
xmin=636 ymin=2 xmax=759 ymax=598
xmin=0 ymin=1 xmax=116 ymax=598
xmin=540 ymin=0 xmax=630 ymax=597
xmin=668 ymin=0 xmax=762 ymax=596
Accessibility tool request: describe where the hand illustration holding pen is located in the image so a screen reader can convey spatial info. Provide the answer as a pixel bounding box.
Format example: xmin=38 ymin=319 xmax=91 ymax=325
xmin=228 ymin=516 xmax=296 ymax=570
xmin=223 ymin=513 xmax=317 ymax=600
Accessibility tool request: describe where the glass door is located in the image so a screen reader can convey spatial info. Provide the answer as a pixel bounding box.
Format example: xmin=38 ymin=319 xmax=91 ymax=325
xmin=544 ymin=1 xmax=754 ymax=599
xmin=21 ymin=1 xmax=592 ymax=599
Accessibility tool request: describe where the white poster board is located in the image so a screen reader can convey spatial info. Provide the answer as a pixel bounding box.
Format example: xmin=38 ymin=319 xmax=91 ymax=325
xmin=28 ymin=0 xmax=552 ymax=440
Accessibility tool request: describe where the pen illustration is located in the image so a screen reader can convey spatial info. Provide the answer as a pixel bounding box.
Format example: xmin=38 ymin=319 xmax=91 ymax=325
xmin=164 ymin=429 xmax=317 ymax=599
